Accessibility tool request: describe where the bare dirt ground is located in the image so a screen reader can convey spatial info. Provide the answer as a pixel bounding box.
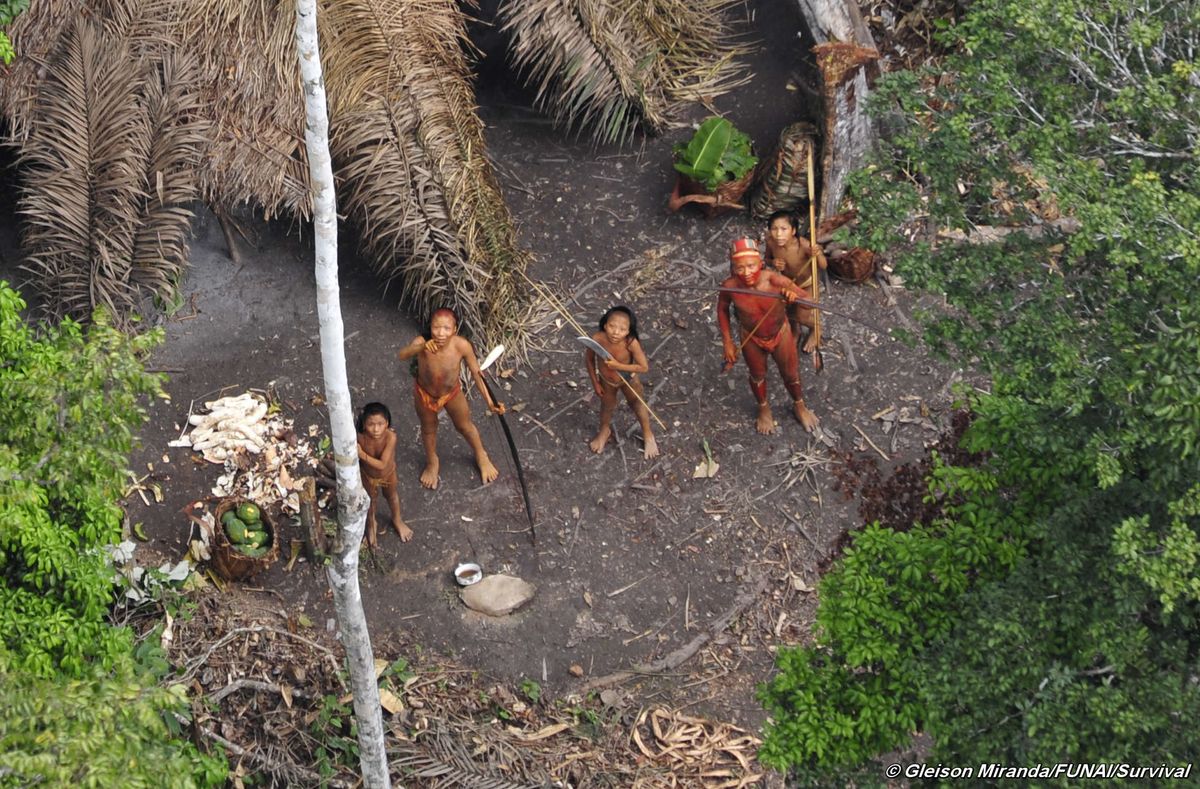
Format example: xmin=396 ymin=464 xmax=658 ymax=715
xmin=1 ymin=1 xmax=959 ymax=783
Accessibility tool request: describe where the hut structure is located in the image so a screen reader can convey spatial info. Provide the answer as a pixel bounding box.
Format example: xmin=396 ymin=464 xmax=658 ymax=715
xmin=0 ymin=0 xmax=749 ymax=352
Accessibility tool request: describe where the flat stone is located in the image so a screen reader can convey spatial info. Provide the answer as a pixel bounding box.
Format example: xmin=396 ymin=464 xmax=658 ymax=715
xmin=460 ymin=574 xmax=536 ymax=617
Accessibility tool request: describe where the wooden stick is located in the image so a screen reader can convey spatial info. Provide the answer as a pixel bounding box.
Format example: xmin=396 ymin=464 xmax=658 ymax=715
xmin=607 ymin=571 xmax=655 ymax=598
xmin=807 ymin=145 xmax=824 ymax=372
xmin=853 ymin=424 xmax=890 ymax=460
xmin=807 ymin=146 xmax=821 ymax=333
xmin=580 ymin=575 xmax=770 ymax=693
xmin=297 ymin=476 xmax=325 ymax=562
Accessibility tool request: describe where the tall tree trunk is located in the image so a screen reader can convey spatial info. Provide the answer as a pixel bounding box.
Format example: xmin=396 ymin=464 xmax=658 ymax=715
xmin=294 ymin=1 xmax=390 ymax=786
xmin=795 ymin=0 xmax=879 ymax=220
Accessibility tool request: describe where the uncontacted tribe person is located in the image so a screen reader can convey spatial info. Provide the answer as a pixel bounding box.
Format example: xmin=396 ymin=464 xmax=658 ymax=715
xmin=397 ymin=308 xmax=505 ymax=490
xmin=355 ymin=401 xmax=412 ymax=546
xmin=718 ymin=237 xmax=820 ymax=434
xmin=585 ymin=305 xmax=659 ymax=459
xmin=764 ymin=210 xmax=827 ymax=353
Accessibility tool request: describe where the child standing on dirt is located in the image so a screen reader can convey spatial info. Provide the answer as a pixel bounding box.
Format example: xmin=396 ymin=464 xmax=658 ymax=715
xmin=764 ymin=210 xmax=826 ymax=354
xmin=397 ymin=308 xmax=505 ymax=490
xmin=356 ymin=402 xmax=412 ymax=546
xmin=584 ymin=305 xmax=659 ymax=459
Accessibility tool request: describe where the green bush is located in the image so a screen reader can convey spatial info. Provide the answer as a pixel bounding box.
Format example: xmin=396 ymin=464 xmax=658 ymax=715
xmin=760 ymin=0 xmax=1200 ymax=779
xmin=0 ymin=282 xmax=164 ymax=675
xmin=0 ymin=282 xmax=225 ymax=785
xmin=0 ymin=667 xmax=226 ymax=787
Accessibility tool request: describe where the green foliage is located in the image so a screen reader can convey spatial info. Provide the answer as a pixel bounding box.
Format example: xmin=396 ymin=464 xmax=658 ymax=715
xmin=760 ymin=459 xmax=1030 ymax=774
xmin=760 ymin=0 xmax=1200 ymax=779
xmin=672 ymin=116 xmax=758 ymax=191
xmin=311 ymin=693 xmax=360 ymax=780
xmin=0 ymin=282 xmax=164 ymax=677
xmin=519 ymin=677 xmax=542 ymax=704
xmin=0 ymin=0 xmax=28 ymax=64
xmin=0 ymin=282 xmax=223 ymax=785
xmin=0 ymin=667 xmax=226 ymax=787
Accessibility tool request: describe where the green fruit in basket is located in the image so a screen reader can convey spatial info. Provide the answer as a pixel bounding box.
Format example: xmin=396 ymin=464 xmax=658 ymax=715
xmin=221 ymin=510 xmax=238 ymax=527
xmin=239 ymin=544 xmax=269 ymax=558
xmin=237 ymin=502 xmax=262 ymax=524
xmin=243 ymin=529 xmax=268 ymax=549
xmin=225 ymin=518 xmax=248 ymax=544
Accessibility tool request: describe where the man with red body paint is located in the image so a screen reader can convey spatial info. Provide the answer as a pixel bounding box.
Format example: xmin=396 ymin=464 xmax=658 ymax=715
xmin=717 ymin=237 xmax=820 ymax=434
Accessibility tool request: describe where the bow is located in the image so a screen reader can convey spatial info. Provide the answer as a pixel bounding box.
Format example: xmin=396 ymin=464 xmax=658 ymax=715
xmin=807 ymin=142 xmax=824 ymax=372
xmin=659 ymin=285 xmax=890 ymax=334
xmin=479 ymin=345 xmax=535 ymax=545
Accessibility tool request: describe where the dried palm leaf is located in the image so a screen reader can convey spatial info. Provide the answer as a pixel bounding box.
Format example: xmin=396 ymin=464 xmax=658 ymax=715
xmin=635 ymin=0 xmax=753 ymax=106
xmin=18 ymin=16 xmax=149 ymax=323
xmin=130 ymin=50 xmax=208 ymax=305
xmin=499 ymin=0 xmax=750 ymax=143
xmin=501 ymin=0 xmax=664 ymax=144
xmin=177 ymin=0 xmax=309 ymax=218
xmin=0 ymin=0 xmax=184 ymax=141
xmin=391 ymin=722 xmax=551 ymax=788
xmin=322 ymin=0 xmax=532 ymax=354
xmin=0 ymin=0 xmax=88 ymax=142
xmin=7 ymin=0 xmax=533 ymax=349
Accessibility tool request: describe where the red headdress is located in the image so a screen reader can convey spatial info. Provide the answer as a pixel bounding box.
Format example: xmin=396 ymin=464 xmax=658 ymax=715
xmin=729 ymin=237 xmax=761 ymax=261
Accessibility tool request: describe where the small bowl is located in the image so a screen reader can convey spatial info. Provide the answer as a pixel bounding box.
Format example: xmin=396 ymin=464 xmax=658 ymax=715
xmin=454 ymin=562 xmax=483 ymax=586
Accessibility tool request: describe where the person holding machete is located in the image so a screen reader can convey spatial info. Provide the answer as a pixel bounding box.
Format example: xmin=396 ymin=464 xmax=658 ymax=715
xmin=581 ymin=305 xmax=659 ymax=459
xmin=718 ymin=237 xmax=820 ymax=434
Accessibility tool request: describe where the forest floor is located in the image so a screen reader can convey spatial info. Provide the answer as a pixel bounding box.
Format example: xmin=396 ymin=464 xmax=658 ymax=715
xmin=2 ymin=1 xmax=958 ymax=785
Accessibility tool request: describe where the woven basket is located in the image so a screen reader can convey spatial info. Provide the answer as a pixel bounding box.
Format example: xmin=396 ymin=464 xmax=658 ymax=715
xmin=211 ymin=497 xmax=278 ymax=582
xmin=668 ymin=168 xmax=755 ymax=219
xmin=750 ymin=122 xmax=818 ymax=219
xmin=828 ymin=248 xmax=877 ymax=284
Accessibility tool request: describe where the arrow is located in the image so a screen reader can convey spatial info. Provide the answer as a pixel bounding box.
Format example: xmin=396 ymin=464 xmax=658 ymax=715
xmin=658 ymin=285 xmax=890 ymax=334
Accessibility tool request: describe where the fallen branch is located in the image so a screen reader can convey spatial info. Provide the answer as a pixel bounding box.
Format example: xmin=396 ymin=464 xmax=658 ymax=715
xmin=208 ymin=677 xmax=313 ymax=706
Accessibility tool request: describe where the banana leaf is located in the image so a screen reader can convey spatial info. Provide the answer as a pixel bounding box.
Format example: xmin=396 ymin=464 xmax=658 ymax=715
xmin=672 ymin=116 xmax=732 ymax=187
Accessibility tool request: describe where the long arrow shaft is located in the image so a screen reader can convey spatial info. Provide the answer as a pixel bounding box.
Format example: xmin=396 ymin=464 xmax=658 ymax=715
xmin=660 ymin=285 xmax=889 ymax=333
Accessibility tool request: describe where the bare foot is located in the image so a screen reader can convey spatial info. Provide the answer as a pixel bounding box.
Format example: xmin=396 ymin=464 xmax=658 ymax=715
xmin=588 ymin=426 xmax=611 ymax=454
xmin=642 ymin=434 xmax=660 ymax=459
xmin=793 ymin=400 xmax=820 ymax=432
xmin=802 ymin=330 xmax=821 ymax=354
xmin=419 ymin=460 xmax=439 ymax=490
xmin=756 ymin=403 xmax=775 ymax=434
xmin=392 ymin=518 xmax=413 ymax=543
xmin=478 ymin=455 xmax=499 ymax=484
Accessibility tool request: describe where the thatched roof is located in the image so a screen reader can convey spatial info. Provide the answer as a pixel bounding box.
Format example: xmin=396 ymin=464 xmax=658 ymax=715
xmin=178 ymin=0 xmax=310 ymax=220
xmin=2 ymin=0 xmax=534 ymax=347
xmin=0 ymin=0 xmax=752 ymax=348
xmin=320 ymin=0 xmax=532 ymax=348
xmin=10 ymin=2 xmax=207 ymax=324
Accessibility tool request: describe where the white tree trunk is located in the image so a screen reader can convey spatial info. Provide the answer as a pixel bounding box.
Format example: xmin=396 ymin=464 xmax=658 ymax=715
xmin=294 ymin=1 xmax=390 ymax=786
xmin=796 ymin=0 xmax=879 ymax=220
